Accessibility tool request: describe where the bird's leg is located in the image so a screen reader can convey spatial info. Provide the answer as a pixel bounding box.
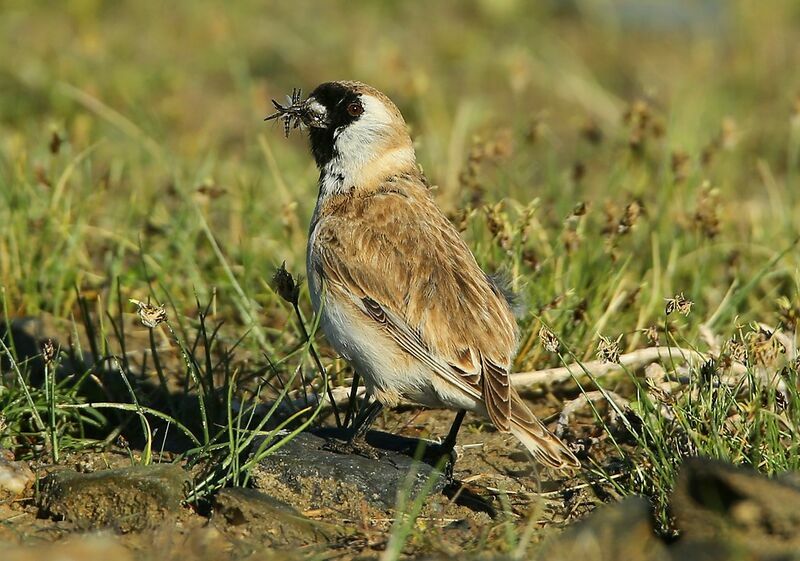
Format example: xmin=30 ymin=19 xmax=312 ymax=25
xmin=440 ymin=409 xmax=466 ymax=456
xmin=342 ymin=371 xmax=361 ymax=428
xmin=324 ymin=399 xmax=384 ymax=459
xmin=434 ymin=410 xmax=466 ymax=482
xmin=349 ymin=399 xmax=384 ymax=444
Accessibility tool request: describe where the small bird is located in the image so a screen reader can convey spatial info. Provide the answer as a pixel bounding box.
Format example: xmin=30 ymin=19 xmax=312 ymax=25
xmin=267 ymin=81 xmax=579 ymax=469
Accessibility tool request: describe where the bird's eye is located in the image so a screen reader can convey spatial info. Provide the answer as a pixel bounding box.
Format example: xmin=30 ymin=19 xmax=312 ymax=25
xmin=347 ymin=101 xmax=364 ymax=117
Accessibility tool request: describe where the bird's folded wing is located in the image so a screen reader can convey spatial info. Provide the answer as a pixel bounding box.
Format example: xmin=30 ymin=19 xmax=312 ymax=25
xmin=359 ymin=293 xmax=484 ymax=401
xmin=311 ymin=189 xmax=518 ymax=429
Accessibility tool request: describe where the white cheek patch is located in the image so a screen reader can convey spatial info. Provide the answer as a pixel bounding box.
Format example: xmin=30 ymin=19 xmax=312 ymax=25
xmin=318 ymin=94 xmax=414 ymax=199
xmin=333 ymin=95 xmax=394 ymax=160
xmin=319 ymin=94 xmax=397 ymax=197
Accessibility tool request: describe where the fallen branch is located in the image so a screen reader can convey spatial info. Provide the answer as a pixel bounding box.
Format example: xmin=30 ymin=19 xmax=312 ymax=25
xmin=511 ymin=346 xmax=746 ymax=388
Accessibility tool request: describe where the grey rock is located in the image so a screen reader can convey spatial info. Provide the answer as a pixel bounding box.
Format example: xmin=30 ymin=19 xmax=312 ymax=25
xmin=39 ymin=463 xmax=189 ymax=532
xmin=671 ymin=457 xmax=800 ymax=559
xmin=535 ymin=496 xmax=670 ymax=561
xmin=213 ymin=487 xmax=349 ymax=545
xmin=250 ymin=429 xmax=449 ymax=511
xmin=0 ymin=451 xmax=34 ymax=499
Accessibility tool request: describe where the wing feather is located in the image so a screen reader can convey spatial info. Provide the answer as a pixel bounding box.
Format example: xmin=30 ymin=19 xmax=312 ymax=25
xmin=481 ymin=355 xmax=512 ymax=431
xmin=357 ymin=295 xmax=483 ymax=402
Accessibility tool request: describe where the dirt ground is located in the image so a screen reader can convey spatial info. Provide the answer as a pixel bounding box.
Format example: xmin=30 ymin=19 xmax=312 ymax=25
xmin=3 ymin=385 xmax=800 ymax=561
xmin=0 ymin=401 xmax=611 ymax=560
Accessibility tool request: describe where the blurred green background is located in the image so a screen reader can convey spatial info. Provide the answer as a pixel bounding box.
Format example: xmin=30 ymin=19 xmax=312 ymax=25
xmin=1 ymin=0 xmax=798 ymax=366
xmin=2 ymin=5 xmax=799 ymax=553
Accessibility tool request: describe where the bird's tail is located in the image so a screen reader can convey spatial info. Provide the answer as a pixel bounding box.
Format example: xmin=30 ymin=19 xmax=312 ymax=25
xmin=508 ymin=392 xmax=580 ymax=469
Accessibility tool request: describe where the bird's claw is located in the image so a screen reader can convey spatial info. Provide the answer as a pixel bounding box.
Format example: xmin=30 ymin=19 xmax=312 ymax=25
xmin=322 ymin=436 xmax=386 ymax=460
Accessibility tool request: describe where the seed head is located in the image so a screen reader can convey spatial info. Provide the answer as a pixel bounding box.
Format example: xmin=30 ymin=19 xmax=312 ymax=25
xmin=693 ymin=183 xmax=721 ymax=239
xmin=41 ymin=339 xmax=58 ymax=364
xmin=539 ymin=327 xmax=560 ymax=353
xmin=129 ymin=299 xmax=167 ymax=328
xmin=671 ymin=150 xmax=691 ymax=182
xmin=521 ymin=248 xmax=540 ymax=272
xmin=775 ymin=391 xmax=788 ymax=412
xmin=776 ymin=296 xmax=799 ymax=330
xmin=641 ymin=325 xmax=659 ymax=347
xmin=272 ymin=262 xmax=300 ymax=305
xmin=719 ymin=117 xmax=740 ymax=150
xmin=448 ymin=208 xmax=471 ymax=232
xmin=597 ymin=334 xmax=622 ymax=364
xmin=749 ymin=327 xmax=785 ymax=368
xmin=623 ymin=99 xmax=657 ymax=154
xmin=618 ymin=200 xmax=644 ymax=234
xmin=562 ymin=228 xmax=580 ymax=254
xmin=727 ymin=337 xmax=748 ymax=366
xmin=572 ymin=298 xmax=588 ymax=325
xmin=665 ymin=292 xmax=693 ymax=316
xmin=49 ymin=131 xmax=62 ymax=155
xmin=484 ymin=201 xmax=505 ymax=238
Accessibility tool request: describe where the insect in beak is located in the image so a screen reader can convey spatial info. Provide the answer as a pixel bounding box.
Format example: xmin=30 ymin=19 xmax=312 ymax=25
xmin=264 ymin=87 xmax=305 ymax=138
xmin=264 ymin=88 xmax=328 ymax=137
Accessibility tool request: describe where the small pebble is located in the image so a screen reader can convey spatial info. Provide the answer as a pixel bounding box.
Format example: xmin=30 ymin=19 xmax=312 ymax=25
xmin=0 ymin=455 xmax=35 ymax=496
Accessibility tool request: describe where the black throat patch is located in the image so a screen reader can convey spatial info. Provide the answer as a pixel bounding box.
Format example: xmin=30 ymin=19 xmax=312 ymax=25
xmin=307 ymin=82 xmax=362 ymax=169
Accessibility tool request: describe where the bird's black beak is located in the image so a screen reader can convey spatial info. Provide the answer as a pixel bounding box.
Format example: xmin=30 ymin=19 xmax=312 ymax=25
xmin=299 ymin=97 xmax=328 ymax=129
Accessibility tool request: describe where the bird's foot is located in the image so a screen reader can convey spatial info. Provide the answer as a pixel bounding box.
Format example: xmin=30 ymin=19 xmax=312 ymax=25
xmin=432 ymin=445 xmax=458 ymax=483
xmin=322 ymin=435 xmax=385 ymax=460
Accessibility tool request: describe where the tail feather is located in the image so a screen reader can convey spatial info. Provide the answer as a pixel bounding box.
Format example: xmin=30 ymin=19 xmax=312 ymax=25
xmin=508 ymin=392 xmax=580 ymax=469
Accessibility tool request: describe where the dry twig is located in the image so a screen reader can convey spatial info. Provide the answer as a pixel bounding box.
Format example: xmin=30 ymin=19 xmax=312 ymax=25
xmin=555 ymin=390 xmax=631 ymax=438
xmin=511 ymin=346 xmax=747 ymax=388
